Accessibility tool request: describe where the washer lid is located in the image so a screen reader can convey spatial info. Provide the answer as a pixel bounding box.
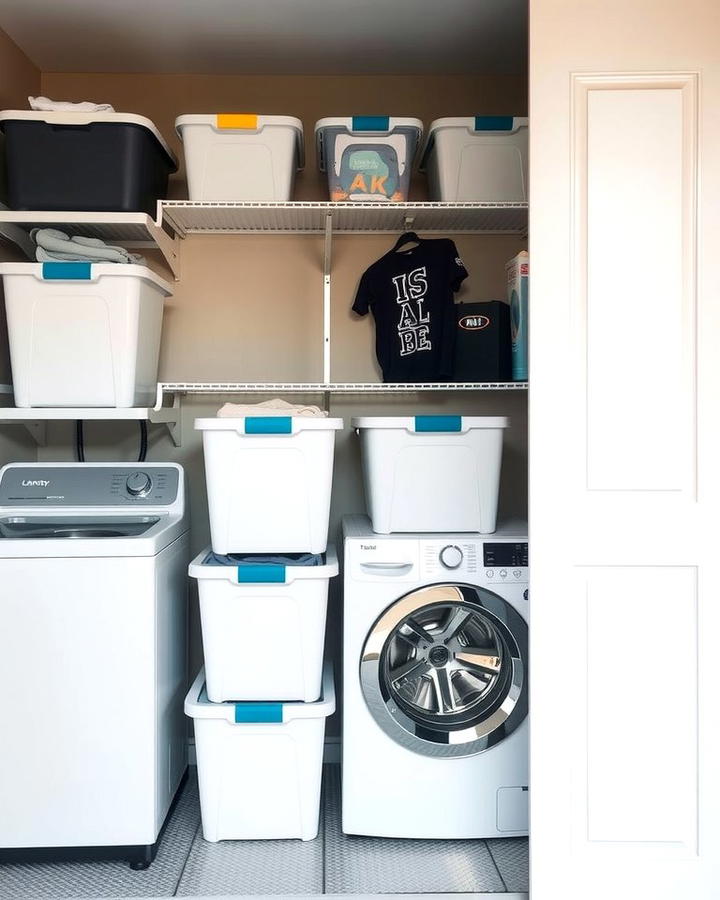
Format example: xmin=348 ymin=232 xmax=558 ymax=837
xmin=0 ymin=516 xmax=160 ymax=540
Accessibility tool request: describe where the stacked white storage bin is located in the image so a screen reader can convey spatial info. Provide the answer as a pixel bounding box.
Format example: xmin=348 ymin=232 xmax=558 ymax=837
xmin=353 ymin=415 xmax=509 ymax=534
xmin=189 ymin=547 xmax=339 ymax=704
xmin=188 ymin=411 xmax=342 ymax=842
xmin=0 ymin=262 xmax=172 ymax=408
xmin=185 ymin=664 xmax=335 ymax=842
xmin=176 ymin=114 xmax=304 ymax=201
xmin=419 ymin=116 xmax=528 ymax=202
xmin=195 ymin=416 xmax=343 ymax=553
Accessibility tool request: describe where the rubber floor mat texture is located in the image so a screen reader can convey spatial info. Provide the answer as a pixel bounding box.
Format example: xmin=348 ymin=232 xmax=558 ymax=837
xmin=0 ymin=774 xmax=200 ymax=899
xmin=0 ymin=767 xmax=529 ymax=898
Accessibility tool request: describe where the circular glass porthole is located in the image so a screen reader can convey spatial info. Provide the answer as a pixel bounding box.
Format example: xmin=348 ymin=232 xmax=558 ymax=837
xmin=360 ymin=584 xmax=527 ymax=758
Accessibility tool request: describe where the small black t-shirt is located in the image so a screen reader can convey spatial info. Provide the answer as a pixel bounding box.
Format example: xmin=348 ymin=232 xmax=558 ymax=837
xmin=352 ymin=238 xmax=468 ymax=382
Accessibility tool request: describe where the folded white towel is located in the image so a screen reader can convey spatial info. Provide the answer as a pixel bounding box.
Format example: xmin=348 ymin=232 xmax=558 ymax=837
xmin=32 ymin=228 xmax=144 ymax=265
xmin=28 ymin=95 xmax=115 ymax=113
xmin=217 ymin=399 xmax=328 ymax=418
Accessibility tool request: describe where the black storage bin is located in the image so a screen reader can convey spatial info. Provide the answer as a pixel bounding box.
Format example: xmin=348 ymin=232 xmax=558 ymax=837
xmin=453 ymin=300 xmax=512 ymax=382
xmin=0 ymin=112 xmax=177 ymax=214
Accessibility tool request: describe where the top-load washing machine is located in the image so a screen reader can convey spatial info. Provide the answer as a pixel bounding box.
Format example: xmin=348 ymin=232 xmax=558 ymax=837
xmin=342 ymin=515 xmax=528 ymax=839
xmin=0 ymin=463 xmax=189 ymax=868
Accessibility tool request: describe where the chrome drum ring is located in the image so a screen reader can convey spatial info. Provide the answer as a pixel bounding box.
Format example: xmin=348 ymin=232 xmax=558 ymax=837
xmin=360 ymin=584 xmax=528 ymax=758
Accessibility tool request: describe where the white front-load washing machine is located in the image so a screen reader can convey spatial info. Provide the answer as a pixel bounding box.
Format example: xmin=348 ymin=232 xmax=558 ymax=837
xmin=342 ymin=515 xmax=528 ymax=839
xmin=0 ymin=463 xmax=189 ymax=868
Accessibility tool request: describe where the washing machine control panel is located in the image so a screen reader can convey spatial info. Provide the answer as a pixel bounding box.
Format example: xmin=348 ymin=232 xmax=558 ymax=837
xmin=482 ymin=541 xmax=529 ymax=584
xmin=421 ymin=538 xmax=529 ymax=584
xmin=0 ymin=466 xmax=180 ymax=506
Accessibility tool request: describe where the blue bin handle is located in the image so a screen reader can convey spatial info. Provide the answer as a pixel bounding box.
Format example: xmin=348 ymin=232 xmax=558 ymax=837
xmin=414 ymin=415 xmax=462 ymax=433
xmin=352 ymin=115 xmax=390 ymax=133
xmin=236 ymin=564 xmax=286 ymax=584
xmin=244 ymin=416 xmax=292 ymax=435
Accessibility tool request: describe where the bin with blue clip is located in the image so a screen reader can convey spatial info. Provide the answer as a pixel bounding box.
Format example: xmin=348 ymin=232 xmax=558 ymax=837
xmin=188 ymin=545 xmax=339 ymax=704
xmin=188 ymin=413 xmax=342 ymax=841
xmin=352 ymin=415 xmax=509 ymax=534
xmin=185 ymin=663 xmax=335 ymax=842
xmin=315 ymin=116 xmax=422 ymax=202
xmin=419 ymin=116 xmax=528 ymax=202
xmin=0 ymin=261 xmax=172 ymax=408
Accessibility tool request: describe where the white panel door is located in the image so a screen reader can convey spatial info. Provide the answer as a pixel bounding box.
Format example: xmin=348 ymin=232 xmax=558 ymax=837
xmin=529 ymin=1 xmax=720 ymax=898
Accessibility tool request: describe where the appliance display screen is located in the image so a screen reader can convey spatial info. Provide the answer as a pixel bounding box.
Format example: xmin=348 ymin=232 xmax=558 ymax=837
xmin=483 ymin=542 xmax=528 ymax=568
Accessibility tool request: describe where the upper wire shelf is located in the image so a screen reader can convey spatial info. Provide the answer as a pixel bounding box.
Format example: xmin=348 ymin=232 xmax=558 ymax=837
xmin=160 ymin=201 xmax=528 ymax=236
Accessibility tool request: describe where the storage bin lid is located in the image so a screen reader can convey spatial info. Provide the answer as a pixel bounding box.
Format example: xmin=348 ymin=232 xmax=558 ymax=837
xmin=184 ymin=662 xmax=336 ymax=723
xmin=315 ymin=116 xmax=423 ymax=135
xmin=315 ymin=117 xmax=423 ymax=172
xmin=0 ymin=261 xmax=173 ymax=295
xmin=0 ymin=110 xmax=178 ymax=170
xmin=188 ymin=544 xmax=339 ymax=582
xmin=352 ymin=415 xmax=509 ymax=433
xmin=419 ymin=116 xmax=528 ymax=170
xmin=195 ymin=416 xmax=343 ymax=434
xmin=175 ymin=114 xmax=305 ymax=169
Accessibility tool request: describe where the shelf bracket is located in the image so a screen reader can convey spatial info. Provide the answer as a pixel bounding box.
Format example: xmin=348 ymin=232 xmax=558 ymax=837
xmin=323 ymin=213 xmax=332 ymax=384
xmin=151 ymin=205 xmax=181 ymax=281
xmin=22 ymin=421 xmax=48 ymax=446
xmin=150 ymin=390 xmax=182 ymax=447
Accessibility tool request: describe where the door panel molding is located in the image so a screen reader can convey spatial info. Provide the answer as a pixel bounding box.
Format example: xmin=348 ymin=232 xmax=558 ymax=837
xmin=577 ymin=565 xmax=698 ymax=854
xmin=571 ymin=73 xmax=698 ymax=497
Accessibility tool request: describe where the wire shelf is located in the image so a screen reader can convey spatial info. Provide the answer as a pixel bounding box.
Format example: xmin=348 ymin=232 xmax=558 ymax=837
xmin=157 ymin=381 xmax=528 ymax=403
xmin=160 ymin=201 xmax=528 ymax=236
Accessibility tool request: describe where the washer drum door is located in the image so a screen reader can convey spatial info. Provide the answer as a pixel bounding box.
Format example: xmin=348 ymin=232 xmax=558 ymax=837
xmin=360 ymin=583 xmax=528 ymax=758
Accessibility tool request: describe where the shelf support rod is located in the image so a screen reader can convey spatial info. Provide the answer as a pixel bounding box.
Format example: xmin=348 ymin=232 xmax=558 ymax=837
xmin=323 ymin=213 xmax=332 ymax=384
xmin=162 ymin=392 xmax=183 ymax=448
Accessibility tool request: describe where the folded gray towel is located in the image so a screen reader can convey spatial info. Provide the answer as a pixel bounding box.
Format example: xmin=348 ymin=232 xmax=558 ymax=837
xmin=31 ymin=228 xmax=144 ymax=265
xmin=203 ymin=552 xmax=324 ymax=567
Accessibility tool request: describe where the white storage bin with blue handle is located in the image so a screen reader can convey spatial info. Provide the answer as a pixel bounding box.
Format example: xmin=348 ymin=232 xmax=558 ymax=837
xmin=189 ymin=545 xmax=338 ymax=702
xmin=176 ymin=114 xmax=304 ymax=201
xmin=419 ymin=116 xmax=528 ymax=202
xmin=196 ymin=416 xmax=343 ymax=554
xmin=315 ymin=116 xmax=422 ymax=202
xmin=0 ymin=262 xmax=171 ymax=408
xmin=185 ymin=663 xmax=335 ymax=842
xmin=353 ymin=415 xmax=508 ymax=534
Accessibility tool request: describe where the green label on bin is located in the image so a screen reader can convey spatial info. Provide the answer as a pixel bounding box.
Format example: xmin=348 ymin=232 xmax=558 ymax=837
xmin=340 ymin=145 xmax=398 ymax=198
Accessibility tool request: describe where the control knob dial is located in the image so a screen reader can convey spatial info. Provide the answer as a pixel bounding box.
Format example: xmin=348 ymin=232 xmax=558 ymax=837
xmin=125 ymin=472 xmax=152 ymax=497
xmin=439 ymin=544 xmax=463 ymax=569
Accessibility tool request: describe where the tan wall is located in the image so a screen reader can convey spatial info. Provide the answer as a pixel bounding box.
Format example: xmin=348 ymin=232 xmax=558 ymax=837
xmin=0 ymin=26 xmax=40 ymax=109
xmin=30 ymin=71 xmax=528 ymax=731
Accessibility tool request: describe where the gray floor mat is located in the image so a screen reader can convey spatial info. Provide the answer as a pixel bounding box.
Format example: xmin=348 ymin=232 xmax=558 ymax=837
xmin=0 ymin=773 xmax=200 ymax=900
xmin=486 ymin=839 xmax=529 ymax=893
xmin=175 ymin=804 xmax=324 ymax=897
xmin=0 ymin=767 xmax=528 ymax=898
xmin=322 ymin=767 xmax=507 ymax=894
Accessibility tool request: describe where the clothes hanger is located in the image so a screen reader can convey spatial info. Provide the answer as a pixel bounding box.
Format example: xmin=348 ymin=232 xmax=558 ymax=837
xmin=392 ymin=230 xmax=421 ymax=252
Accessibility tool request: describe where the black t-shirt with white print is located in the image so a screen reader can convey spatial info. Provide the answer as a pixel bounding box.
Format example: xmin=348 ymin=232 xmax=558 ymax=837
xmin=352 ymin=238 xmax=468 ymax=382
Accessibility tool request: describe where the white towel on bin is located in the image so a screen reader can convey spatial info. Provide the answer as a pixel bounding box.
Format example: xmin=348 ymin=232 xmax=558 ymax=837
xmin=217 ymin=398 xmax=327 ymax=418
xmin=29 ymin=96 xmax=115 ymax=113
